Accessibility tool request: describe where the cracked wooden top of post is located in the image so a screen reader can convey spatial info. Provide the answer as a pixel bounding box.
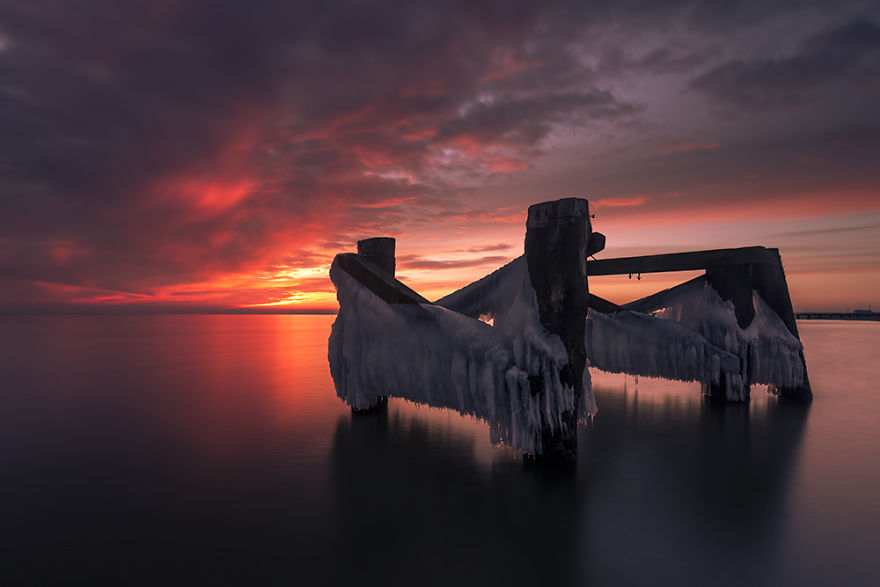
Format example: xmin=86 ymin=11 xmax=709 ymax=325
xmin=526 ymin=197 xmax=590 ymax=228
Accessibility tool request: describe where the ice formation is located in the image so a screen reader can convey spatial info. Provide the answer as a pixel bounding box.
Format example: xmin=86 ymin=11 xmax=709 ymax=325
xmin=329 ymin=255 xmax=587 ymax=454
xmin=436 ymin=256 xmax=595 ymax=416
xmin=587 ymin=307 xmax=740 ymax=384
xmin=588 ymin=278 xmax=804 ymax=401
xmin=743 ymin=294 xmax=805 ymax=389
xmin=330 ymin=239 xmax=805 ymax=449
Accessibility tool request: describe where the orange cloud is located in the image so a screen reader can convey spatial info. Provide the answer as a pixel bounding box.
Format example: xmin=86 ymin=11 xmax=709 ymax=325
xmin=167 ymin=177 xmax=257 ymax=211
xmin=596 ymin=196 xmax=648 ymax=208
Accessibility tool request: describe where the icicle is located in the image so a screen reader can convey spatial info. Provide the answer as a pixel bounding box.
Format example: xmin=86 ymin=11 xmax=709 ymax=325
xmin=329 ymin=256 xmax=590 ymax=454
xmin=586 ymin=281 xmax=804 ymax=395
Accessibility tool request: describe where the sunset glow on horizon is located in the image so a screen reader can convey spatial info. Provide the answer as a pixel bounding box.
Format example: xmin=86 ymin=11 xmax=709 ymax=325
xmin=2 ymin=2 xmax=878 ymax=313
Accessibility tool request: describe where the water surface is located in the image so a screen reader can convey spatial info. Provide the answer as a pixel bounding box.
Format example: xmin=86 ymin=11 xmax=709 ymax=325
xmin=1 ymin=316 xmax=877 ymax=585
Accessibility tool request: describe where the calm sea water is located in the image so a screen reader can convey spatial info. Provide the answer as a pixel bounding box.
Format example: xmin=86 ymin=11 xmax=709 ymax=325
xmin=1 ymin=315 xmax=878 ymax=585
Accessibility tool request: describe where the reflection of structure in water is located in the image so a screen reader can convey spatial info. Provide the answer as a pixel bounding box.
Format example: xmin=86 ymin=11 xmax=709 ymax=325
xmin=328 ymin=385 xmax=809 ymax=586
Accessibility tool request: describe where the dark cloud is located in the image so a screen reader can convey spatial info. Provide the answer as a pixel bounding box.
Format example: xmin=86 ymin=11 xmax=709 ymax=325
xmin=436 ymin=91 xmax=639 ymax=147
xmin=598 ymin=44 xmax=723 ymax=76
xmin=689 ymin=18 xmax=880 ymax=114
xmin=0 ymin=1 xmax=878 ymax=310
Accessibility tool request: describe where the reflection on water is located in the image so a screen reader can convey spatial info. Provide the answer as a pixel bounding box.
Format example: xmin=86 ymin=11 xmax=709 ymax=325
xmin=581 ymin=379 xmax=809 ymax=585
xmin=0 ymin=316 xmax=877 ymax=585
xmin=329 ymin=379 xmax=810 ymax=586
xmin=329 ymin=404 xmax=579 ymax=586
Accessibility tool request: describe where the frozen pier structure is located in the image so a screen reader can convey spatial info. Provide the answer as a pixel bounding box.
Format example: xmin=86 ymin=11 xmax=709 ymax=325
xmin=328 ymin=198 xmax=811 ymax=458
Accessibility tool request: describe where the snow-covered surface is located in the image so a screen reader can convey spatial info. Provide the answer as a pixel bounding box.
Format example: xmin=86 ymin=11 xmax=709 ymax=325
xmin=329 ymin=256 xmax=588 ymax=454
xmin=597 ymin=279 xmax=804 ymax=401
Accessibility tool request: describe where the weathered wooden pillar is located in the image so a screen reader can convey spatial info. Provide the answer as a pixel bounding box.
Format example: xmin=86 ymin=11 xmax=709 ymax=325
xmin=524 ymin=198 xmax=590 ymax=461
xmin=704 ymin=263 xmax=754 ymax=402
xmin=357 ymin=237 xmax=396 ymax=276
xmin=352 ymin=237 xmax=396 ymax=413
xmin=706 ymin=264 xmax=754 ymax=329
xmin=752 ymin=250 xmax=812 ymax=401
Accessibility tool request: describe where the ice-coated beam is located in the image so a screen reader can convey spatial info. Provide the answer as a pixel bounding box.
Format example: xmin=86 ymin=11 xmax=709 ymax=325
xmin=621 ymin=275 xmax=707 ymax=313
xmin=588 ymin=292 xmax=625 ymax=314
xmin=334 ymin=253 xmax=429 ymax=306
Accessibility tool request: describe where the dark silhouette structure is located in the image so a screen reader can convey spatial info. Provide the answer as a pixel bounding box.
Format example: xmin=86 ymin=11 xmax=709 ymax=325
xmin=329 ymin=198 xmax=812 ymax=459
xmin=587 ymin=246 xmax=811 ymax=402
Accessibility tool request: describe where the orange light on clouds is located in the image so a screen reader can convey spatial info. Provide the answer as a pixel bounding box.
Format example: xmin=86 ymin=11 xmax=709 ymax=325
xmin=245 ymin=291 xmax=338 ymax=308
xmin=173 ymin=177 xmax=257 ymax=211
xmin=33 ymin=280 xmax=153 ymax=305
xmin=595 ymin=196 xmax=648 ymax=208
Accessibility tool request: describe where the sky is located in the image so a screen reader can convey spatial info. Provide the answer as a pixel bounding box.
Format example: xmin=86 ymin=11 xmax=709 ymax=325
xmin=1 ymin=0 xmax=879 ymax=313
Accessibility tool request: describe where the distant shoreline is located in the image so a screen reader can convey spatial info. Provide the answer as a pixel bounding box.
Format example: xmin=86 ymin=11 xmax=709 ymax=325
xmin=0 ymin=310 xmax=338 ymax=316
xmin=1 ymin=310 xmax=877 ymax=320
xmin=795 ymin=312 xmax=879 ymax=321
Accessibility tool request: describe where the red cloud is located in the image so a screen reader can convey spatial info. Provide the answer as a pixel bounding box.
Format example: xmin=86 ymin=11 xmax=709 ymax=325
xmin=596 ymin=196 xmax=648 ymax=208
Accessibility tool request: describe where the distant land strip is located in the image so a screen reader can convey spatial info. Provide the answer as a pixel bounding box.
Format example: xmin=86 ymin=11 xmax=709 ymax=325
xmin=795 ymin=312 xmax=879 ymax=321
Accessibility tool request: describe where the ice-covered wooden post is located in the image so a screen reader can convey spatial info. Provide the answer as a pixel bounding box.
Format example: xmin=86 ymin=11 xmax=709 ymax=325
xmin=702 ymin=251 xmax=812 ymax=402
xmin=703 ymin=263 xmax=755 ymax=401
xmin=525 ymin=198 xmax=590 ymax=460
xmin=357 ymin=237 xmax=396 ymax=277
xmin=752 ymin=251 xmax=812 ymax=401
xmin=352 ymin=237 xmax=396 ymax=413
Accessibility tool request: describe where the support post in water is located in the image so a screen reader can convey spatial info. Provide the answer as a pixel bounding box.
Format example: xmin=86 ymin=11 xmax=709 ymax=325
xmin=704 ymin=263 xmax=755 ymax=402
xmin=524 ymin=198 xmax=590 ymax=461
xmin=752 ymin=251 xmax=812 ymax=401
xmin=352 ymin=237 xmax=396 ymax=414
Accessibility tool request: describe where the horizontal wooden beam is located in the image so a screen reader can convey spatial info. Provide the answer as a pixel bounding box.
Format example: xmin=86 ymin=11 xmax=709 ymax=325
xmin=336 ymin=253 xmax=430 ymax=305
xmin=587 ymin=246 xmax=776 ymax=276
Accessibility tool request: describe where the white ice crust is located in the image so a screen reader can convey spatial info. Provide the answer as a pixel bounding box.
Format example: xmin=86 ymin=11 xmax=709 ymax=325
xmin=436 ymin=256 xmax=595 ymax=416
xmin=587 ymin=306 xmax=740 ymax=384
xmin=330 ymin=250 xmax=804 ymax=450
xmin=329 ymin=256 xmax=589 ymax=454
xmin=587 ymin=279 xmax=803 ymax=401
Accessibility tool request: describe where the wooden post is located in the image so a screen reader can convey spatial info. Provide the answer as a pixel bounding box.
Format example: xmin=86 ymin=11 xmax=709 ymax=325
xmin=706 ymin=264 xmax=755 ymax=330
xmin=352 ymin=237 xmax=396 ymax=413
xmin=752 ymin=251 xmax=812 ymax=401
xmin=703 ymin=264 xmax=753 ymax=401
xmin=524 ymin=198 xmax=590 ymax=461
xmin=357 ymin=237 xmax=395 ymax=277
xmin=703 ymin=264 xmax=754 ymax=402
xmin=583 ymin=245 xmax=811 ymax=402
